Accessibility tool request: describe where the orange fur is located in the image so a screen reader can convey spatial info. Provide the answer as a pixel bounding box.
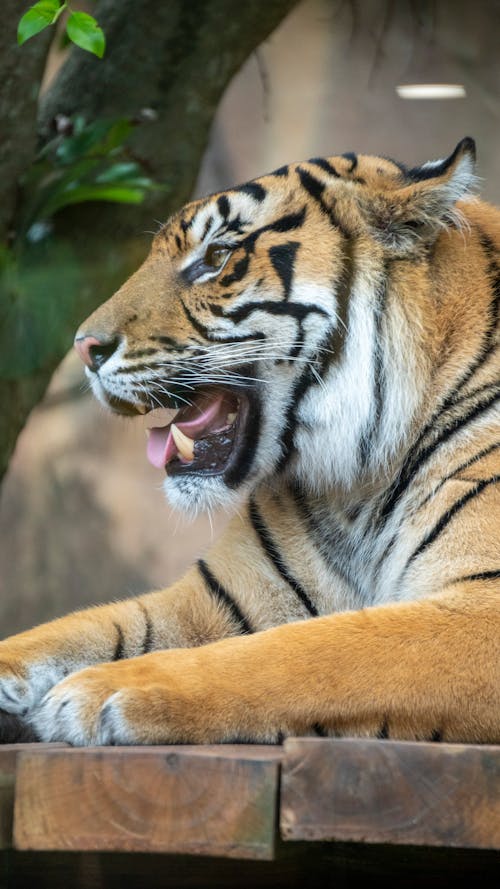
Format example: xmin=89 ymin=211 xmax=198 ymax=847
xmin=0 ymin=138 xmax=498 ymax=745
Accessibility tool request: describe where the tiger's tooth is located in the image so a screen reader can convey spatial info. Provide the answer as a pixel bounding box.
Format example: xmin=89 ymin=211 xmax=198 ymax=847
xmin=227 ymin=412 xmax=237 ymax=423
xmin=171 ymin=423 xmax=195 ymax=461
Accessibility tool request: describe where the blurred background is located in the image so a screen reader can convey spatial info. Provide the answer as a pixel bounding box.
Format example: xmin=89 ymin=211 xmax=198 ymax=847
xmin=1 ymin=0 xmax=499 ymax=635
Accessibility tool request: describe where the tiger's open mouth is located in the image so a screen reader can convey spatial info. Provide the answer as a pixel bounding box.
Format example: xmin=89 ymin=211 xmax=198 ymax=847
xmin=145 ymin=387 xmax=251 ymax=478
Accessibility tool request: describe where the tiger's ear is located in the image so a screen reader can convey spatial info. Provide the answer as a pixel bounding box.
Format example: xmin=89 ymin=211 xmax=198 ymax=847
xmin=364 ymin=137 xmax=477 ymax=253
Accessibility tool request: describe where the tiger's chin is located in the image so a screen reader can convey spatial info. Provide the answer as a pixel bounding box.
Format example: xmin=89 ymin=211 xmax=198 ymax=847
xmin=163 ymin=472 xmax=246 ymax=518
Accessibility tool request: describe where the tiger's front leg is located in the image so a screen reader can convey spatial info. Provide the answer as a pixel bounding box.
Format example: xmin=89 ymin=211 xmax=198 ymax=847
xmin=0 ymin=543 xmax=273 ymax=742
xmin=33 ymin=584 xmax=500 ymax=746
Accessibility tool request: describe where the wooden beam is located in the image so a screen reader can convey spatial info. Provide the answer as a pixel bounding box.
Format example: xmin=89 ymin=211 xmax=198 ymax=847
xmin=280 ymin=738 xmax=500 ymax=850
xmin=0 ymin=746 xmax=18 ymax=850
xmin=0 ymin=744 xmax=66 ymax=849
xmin=13 ymin=745 xmax=282 ymax=859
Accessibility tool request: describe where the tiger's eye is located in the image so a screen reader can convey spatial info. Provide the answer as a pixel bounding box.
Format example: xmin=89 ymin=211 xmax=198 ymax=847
xmin=204 ymin=244 xmax=230 ymax=268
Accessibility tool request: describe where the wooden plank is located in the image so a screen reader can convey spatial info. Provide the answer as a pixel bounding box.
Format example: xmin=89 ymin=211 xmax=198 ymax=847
xmin=0 ymin=744 xmax=66 ymax=849
xmin=0 ymin=747 xmax=19 ymax=850
xmin=13 ymin=745 xmax=282 ymax=859
xmin=280 ymin=738 xmax=500 ymax=850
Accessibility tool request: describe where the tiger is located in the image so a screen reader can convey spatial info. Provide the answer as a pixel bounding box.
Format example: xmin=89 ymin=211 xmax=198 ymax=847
xmin=0 ymin=137 xmax=498 ymax=747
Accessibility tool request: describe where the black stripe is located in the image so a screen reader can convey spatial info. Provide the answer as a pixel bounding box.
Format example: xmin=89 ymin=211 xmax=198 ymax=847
xmin=447 ymin=380 xmax=500 ymax=417
xmin=149 ymin=335 xmax=184 ymax=351
xmin=299 ymin=167 xmax=326 ymax=202
xmin=220 ymin=254 xmax=250 ymax=288
xmin=376 ymin=719 xmax=389 ymax=739
xmin=125 ymin=347 xmax=159 ymax=359
xmin=137 ymin=601 xmax=155 ymax=653
xmin=248 ymin=498 xmax=318 ymax=616
xmin=221 ymin=212 xmax=245 ymax=236
xmin=372 ymin=280 xmax=389 ymax=432
xmin=308 ymin=157 xmax=340 ymax=177
xmin=217 ymin=195 xmax=230 ymax=220
xmin=342 ymin=151 xmax=358 ymax=172
xmin=430 ymin=729 xmax=443 ymax=742
xmin=113 ymin=623 xmax=125 ymax=660
xmin=312 ymin=723 xmax=328 ymax=737
xmin=414 ymin=440 xmax=500 ymax=512
xmin=290 ymin=482 xmax=359 ymax=596
xmin=406 ymin=137 xmax=475 ymax=182
xmin=448 ymin=569 xmax=500 ymax=584
xmin=210 ymin=297 xmax=328 ymax=326
xmin=197 ymin=559 xmax=252 ymax=634
xmin=180 ymin=298 xmax=264 ymax=345
xmin=375 ymin=439 xmax=500 ymax=579
xmin=377 ymin=230 xmax=499 ymax=526
xmin=231 ymin=182 xmax=267 ymax=202
xmin=408 ymin=230 xmax=499 ymax=446
xmin=269 ymin=241 xmax=300 ymax=301
xmin=321 ymin=235 xmax=354 ymax=370
xmin=270 ymin=165 xmax=289 ymax=178
xmin=240 ymin=207 xmax=307 ymax=253
xmin=359 ymin=274 xmax=388 ymax=467
xmin=180 ymin=214 xmax=194 ymax=233
xmin=201 ymin=215 xmax=214 ymax=241
xmin=403 ymin=474 xmax=500 ymax=574
xmin=275 ymin=365 xmax=316 ymax=472
xmin=297 ymin=168 xmax=350 ymax=238
xmin=378 ymin=388 xmax=500 ymax=525
xmin=224 ymin=392 xmax=262 ymax=489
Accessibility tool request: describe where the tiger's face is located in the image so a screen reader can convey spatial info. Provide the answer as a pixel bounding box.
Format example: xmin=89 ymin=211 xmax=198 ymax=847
xmin=75 ymin=141 xmax=476 ymax=512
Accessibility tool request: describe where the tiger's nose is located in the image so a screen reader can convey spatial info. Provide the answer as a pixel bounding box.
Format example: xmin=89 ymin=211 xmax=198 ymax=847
xmin=74 ymin=334 xmax=120 ymax=372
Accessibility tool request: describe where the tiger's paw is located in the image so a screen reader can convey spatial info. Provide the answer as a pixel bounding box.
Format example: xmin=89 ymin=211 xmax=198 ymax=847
xmin=32 ymin=665 xmax=125 ymax=746
xmin=0 ymin=646 xmax=61 ymax=719
xmin=30 ymin=652 xmax=261 ymax=746
xmin=30 ymin=657 xmax=196 ymax=745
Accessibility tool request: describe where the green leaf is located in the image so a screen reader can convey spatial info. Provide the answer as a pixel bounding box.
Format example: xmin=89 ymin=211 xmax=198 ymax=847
xmin=54 ymin=121 xmax=113 ymax=165
xmin=17 ymin=0 xmax=63 ymax=45
xmin=66 ymin=11 xmax=105 ymax=58
xmin=94 ymin=162 xmax=149 ymax=184
xmin=44 ymin=184 xmax=148 ymax=214
xmin=97 ymin=119 xmax=134 ymax=154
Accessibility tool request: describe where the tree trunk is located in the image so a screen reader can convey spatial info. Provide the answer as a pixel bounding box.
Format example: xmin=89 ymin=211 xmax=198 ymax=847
xmin=0 ymin=2 xmax=52 ymax=242
xmin=0 ymin=0 xmax=299 ymax=484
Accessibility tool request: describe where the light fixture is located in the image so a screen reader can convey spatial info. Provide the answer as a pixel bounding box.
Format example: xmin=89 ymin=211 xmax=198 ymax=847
xmin=396 ymin=84 xmax=466 ymax=100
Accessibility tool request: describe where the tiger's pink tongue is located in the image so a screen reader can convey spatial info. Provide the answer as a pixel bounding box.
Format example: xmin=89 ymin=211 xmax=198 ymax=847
xmin=146 ymin=392 xmax=228 ymax=469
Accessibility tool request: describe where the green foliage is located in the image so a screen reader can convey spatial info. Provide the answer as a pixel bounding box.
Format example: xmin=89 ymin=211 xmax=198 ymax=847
xmin=18 ymin=115 xmax=162 ymax=241
xmin=0 ymin=242 xmax=83 ymax=378
xmin=18 ymin=1 xmax=106 ymax=58
xmin=0 ymin=115 xmax=165 ymax=379
xmin=17 ymin=0 xmax=63 ymax=43
xmin=66 ymin=11 xmax=105 ymax=58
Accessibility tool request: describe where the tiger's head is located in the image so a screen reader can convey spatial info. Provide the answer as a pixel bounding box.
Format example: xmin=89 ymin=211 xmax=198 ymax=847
xmin=75 ymin=138 xmax=477 ymax=513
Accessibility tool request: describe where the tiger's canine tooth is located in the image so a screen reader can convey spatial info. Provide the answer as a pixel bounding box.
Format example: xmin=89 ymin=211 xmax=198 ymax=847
xmin=171 ymin=424 xmax=195 ymax=461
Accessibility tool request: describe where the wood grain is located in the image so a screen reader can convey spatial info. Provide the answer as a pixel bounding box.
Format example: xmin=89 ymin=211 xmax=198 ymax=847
xmin=280 ymin=738 xmax=500 ymax=850
xmin=0 ymin=744 xmax=66 ymax=849
xmin=13 ymin=745 xmax=282 ymax=859
xmin=0 ymin=746 xmax=19 ymax=849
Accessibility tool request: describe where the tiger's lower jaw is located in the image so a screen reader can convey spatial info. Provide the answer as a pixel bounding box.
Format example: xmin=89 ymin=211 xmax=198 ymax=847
xmin=163 ymin=472 xmax=246 ymax=516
